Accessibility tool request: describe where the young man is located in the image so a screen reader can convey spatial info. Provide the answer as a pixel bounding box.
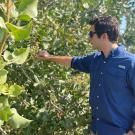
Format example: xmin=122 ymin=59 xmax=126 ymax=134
xmin=37 ymin=16 xmax=135 ymax=135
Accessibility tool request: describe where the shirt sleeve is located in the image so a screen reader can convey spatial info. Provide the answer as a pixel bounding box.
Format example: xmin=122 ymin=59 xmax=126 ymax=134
xmin=71 ymin=53 xmax=95 ymax=73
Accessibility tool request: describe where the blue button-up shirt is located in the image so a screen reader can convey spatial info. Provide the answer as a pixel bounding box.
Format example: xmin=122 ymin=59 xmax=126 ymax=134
xmin=71 ymin=45 xmax=135 ymax=135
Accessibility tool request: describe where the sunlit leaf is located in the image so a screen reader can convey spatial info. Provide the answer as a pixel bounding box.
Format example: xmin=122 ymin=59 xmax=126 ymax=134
xmin=0 ymin=96 xmax=12 ymax=122
xmin=0 ymin=107 xmax=13 ymax=121
xmin=8 ymin=108 xmax=32 ymax=129
xmin=8 ymin=84 xmax=24 ymax=97
xmin=0 ymin=57 xmax=5 ymax=69
xmin=3 ymin=48 xmax=30 ymax=64
xmin=0 ymin=84 xmax=8 ymax=95
xmin=3 ymin=50 xmax=13 ymax=62
xmin=18 ymin=14 xmax=31 ymax=21
xmin=18 ymin=0 xmax=38 ymax=18
xmin=13 ymin=48 xmax=30 ymax=64
xmin=0 ymin=96 xmax=9 ymax=107
xmin=0 ymin=69 xmax=8 ymax=84
xmin=6 ymin=22 xmax=32 ymax=41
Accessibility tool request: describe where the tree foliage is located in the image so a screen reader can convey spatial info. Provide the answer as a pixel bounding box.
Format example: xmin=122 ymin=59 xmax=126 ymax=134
xmin=0 ymin=0 xmax=38 ymax=133
xmin=0 ymin=0 xmax=135 ymax=135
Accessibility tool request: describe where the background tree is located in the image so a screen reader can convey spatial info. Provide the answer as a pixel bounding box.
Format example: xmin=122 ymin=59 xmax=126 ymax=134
xmin=0 ymin=0 xmax=135 ymax=135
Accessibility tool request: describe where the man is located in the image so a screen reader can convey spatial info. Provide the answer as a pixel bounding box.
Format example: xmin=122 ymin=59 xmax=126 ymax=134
xmin=37 ymin=16 xmax=135 ymax=135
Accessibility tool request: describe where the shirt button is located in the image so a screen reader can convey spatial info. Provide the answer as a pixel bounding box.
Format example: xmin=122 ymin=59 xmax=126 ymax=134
xmin=101 ymin=72 xmax=103 ymax=75
xmin=99 ymin=84 xmax=101 ymax=86
xmin=96 ymin=106 xmax=99 ymax=110
xmin=97 ymin=96 xmax=99 ymax=98
xmin=97 ymin=118 xmax=99 ymax=121
xmin=104 ymin=61 xmax=106 ymax=63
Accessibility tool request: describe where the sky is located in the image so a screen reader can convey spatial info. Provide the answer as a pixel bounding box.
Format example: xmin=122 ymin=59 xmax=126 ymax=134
xmin=120 ymin=0 xmax=135 ymax=35
xmin=120 ymin=16 xmax=127 ymax=35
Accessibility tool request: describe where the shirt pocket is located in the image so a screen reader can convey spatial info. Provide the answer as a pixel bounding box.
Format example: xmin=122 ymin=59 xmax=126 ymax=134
xmin=105 ymin=67 xmax=127 ymax=88
xmin=106 ymin=67 xmax=126 ymax=78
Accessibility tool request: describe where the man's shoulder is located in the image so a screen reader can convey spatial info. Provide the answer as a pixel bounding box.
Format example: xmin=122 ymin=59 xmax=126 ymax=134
xmin=123 ymin=50 xmax=135 ymax=61
xmin=119 ymin=44 xmax=135 ymax=58
xmin=120 ymin=49 xmax=135 ymax=68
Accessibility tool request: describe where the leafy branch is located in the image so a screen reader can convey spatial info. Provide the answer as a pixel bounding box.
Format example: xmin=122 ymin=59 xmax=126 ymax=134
xmin=0 ymin=0 xmax=38 ymax=131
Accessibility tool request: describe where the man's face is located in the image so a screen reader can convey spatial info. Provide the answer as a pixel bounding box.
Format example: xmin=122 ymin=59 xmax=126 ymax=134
xmin=89 ymin=25 xmax=103 ymax=50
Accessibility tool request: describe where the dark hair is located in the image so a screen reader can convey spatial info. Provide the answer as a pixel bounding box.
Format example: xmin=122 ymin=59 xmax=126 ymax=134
xmin=89 ymin=16 xmax=119 ymax=43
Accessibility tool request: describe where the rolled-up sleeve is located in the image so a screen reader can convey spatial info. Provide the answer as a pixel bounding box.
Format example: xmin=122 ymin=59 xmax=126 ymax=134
xmin=71 ymin=53 xmax=95 ymax=73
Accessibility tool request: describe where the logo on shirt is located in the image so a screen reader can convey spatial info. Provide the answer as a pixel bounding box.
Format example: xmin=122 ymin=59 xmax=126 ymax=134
xmin=118 ymin=65 xmax=126 ymax=69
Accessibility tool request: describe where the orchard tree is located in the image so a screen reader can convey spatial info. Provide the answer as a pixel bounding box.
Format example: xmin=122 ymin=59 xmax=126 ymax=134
xmin=0 ymin=0 xmax=135 ymax=135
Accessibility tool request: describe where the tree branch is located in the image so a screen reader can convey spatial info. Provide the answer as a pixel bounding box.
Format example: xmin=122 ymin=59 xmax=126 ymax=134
xmin=0 ymin=0 xmax=11 ymax=56
xmin=0 ymin=127 xmax=7 ymax=135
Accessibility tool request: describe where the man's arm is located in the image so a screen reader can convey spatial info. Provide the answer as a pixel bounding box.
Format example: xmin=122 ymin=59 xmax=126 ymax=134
xmin=37 ymin=51 xmax=73 ymax=68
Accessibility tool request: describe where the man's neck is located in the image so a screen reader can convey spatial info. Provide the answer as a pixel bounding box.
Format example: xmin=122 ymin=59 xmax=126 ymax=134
xmin=101 ymin=43 xmax=118 ymax=58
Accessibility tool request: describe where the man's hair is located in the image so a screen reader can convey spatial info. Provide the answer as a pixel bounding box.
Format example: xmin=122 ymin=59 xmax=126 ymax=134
xmin=89 ymin=16 xmax=119 ymax=43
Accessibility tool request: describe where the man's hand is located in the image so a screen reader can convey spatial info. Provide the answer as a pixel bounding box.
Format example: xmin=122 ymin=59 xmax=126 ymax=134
xmin=37 ymin=51 xmax=50 ymax=60
xmin=37 ymin=51 xmax=72 ymax=67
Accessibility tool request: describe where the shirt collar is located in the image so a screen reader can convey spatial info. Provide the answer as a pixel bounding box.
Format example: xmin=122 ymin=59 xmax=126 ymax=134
xmin=101 ymin=44 xmax=126 ymax=59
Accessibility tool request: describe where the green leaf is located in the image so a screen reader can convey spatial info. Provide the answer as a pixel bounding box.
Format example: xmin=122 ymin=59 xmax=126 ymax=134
xmin=6 ymin=22 xmax=32 ymax=41
xmin=18 ymin=14 xmax=31 ymax=21
xmin=0 ymin=84 xmax=24 ymax=97
xmin=0 ymin=57 xmax=5 ymax=69
xmin=18 ymin=0 xmax=38 ymax=18
xmin=0 ymin=84 xmax=8 ymax=96
xmin=3 ymin=48 xmax=30 ymax=65
xmin=0 ymin=69 xmax=8 ymax=84
xmin=0 ymin=96 xmax=12 ymax=122
xmin=0 ymin=96 xmax=9 ymax=107
xmin=8 ymin=108 xmax=32 ymax=129
xmin=0 ymin=107 xmax=13 ymax=121
xmin=13 ymin=48 xmax=30 ymax=64
xmin=3 ymin=50 xmax=13 ymax=62
xmin=8 ymin=84 xmax=24 ymax=97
